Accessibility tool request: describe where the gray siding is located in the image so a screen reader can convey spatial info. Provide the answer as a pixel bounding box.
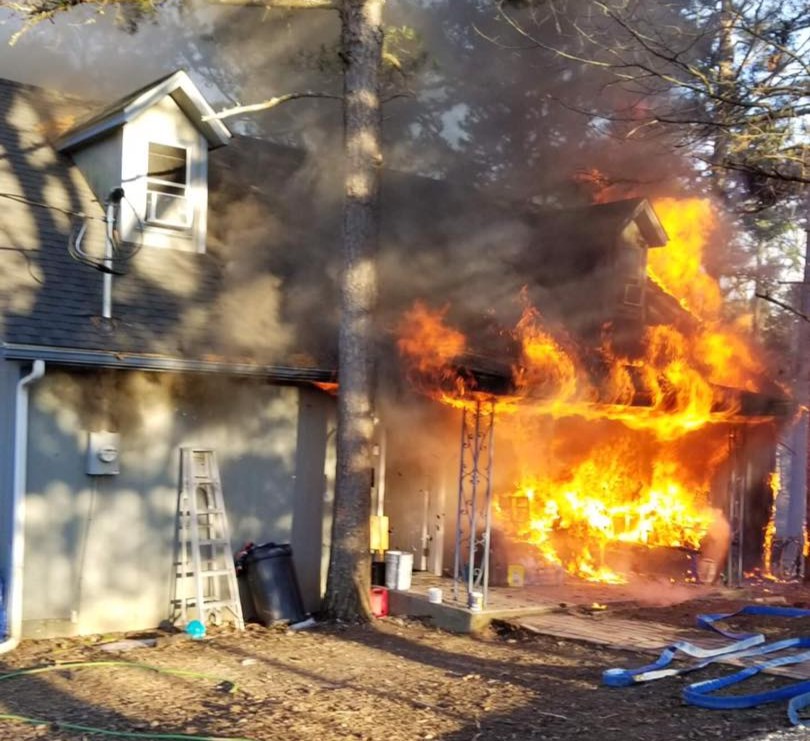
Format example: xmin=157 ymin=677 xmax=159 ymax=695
xmin=71 ymin=131 xmax=123 ymax=208
xmin=292 ymin=387 xmax=336 ymax=612
xmin=21 ymin=368 xmax=334 ymax=637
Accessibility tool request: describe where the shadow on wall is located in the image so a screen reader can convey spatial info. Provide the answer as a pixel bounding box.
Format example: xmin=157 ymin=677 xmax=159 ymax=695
xmin=22 ymin=367 xmax=333 ymax=636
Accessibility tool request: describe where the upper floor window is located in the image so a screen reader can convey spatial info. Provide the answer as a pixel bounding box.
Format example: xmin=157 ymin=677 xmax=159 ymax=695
xmin=146 ymin=143 xmax=191 ymax=229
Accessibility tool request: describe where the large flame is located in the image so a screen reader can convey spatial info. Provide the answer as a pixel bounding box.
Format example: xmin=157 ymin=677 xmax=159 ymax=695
xmin=498 ymin=437 xmax=719 ymax=582
xmin=651 ymin=198 xmax=764 ymax=392
xmin=396 ymin=197 xmax=774 ymax=583
xmin=648 ymin=198 xmax=723 ymax=319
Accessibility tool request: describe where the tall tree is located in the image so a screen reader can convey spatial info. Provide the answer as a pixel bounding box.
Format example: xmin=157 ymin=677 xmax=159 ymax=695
xmin=11 ymin=0 xmax=384 ymax=620
xmin=493 ymin=0 xmax=809 ymax=205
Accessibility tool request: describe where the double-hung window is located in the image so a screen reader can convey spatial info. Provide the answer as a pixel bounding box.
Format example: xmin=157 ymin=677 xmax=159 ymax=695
xmin=145 ymin=143 xmax=190 ymax=229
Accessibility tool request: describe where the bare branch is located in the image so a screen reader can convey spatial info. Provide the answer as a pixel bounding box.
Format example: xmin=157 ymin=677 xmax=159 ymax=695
xmin=755 ymin=292 xmax=810 ymax=322
xmin=207 ymin=0 xmax=337 ymax=7
xmin=381 ymin=91 xmax=415 ymax=104
xmin=202 ymin=91 xmax=342 ymax=121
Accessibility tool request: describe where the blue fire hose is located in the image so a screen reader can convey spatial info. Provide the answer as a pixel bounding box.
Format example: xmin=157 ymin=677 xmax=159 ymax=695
xmin=602 ymin=605 xmax=810 ymax=724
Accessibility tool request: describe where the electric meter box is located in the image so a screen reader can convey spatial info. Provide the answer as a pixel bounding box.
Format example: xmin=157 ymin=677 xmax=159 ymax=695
xmin=86 ymin=431 xmax=120 ymax=475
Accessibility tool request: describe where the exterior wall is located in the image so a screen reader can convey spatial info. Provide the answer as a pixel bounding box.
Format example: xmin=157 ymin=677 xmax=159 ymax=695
xmin=71 ymin=131 xmax=124 ymax=210
xmin=121 ymin=96 xmax=208 ymax=253
xmin=293 ymin=388 xmax=336 ymax=609
xmin=21 ymin=368 xmax=334 ymax=637
xmin=381 ymin=397 xmax=457 ymax=577
xmin=610 ymin=221 xmax=652 ymax=354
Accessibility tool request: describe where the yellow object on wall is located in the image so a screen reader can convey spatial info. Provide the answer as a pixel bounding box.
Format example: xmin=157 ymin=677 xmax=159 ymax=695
xmin=507 ymin=564 xmax=525 ymax=587
xmin=370 ymin=515 xmax=389 ymax=552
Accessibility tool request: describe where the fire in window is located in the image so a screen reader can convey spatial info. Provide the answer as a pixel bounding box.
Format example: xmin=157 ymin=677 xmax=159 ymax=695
xmin=146 ymin=143 xmax=190 ymax=228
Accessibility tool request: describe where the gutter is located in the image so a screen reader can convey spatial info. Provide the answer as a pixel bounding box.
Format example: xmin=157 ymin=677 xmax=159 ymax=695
xmin=1 ymin=344 xmax=335 ymax=384
xmin=0 ymin=360 xmax=45 ymax=653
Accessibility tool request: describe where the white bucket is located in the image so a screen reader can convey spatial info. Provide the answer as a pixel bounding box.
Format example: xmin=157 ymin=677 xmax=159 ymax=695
xmin=427 ymin=587 xmax=443 ymax=604
xmin=384 ymin=550 xmax=413 ymax=590
xmin=697 ymin=557 xmax=717 ymax=584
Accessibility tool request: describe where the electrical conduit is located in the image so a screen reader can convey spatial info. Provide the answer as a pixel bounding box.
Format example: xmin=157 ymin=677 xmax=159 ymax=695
xmin=0 ymin=360 xmax=45 ymax=654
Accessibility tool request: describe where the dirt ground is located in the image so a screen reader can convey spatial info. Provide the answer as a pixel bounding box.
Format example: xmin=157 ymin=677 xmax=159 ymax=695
xmin=0 ymin=600 xmax=809 ymax=741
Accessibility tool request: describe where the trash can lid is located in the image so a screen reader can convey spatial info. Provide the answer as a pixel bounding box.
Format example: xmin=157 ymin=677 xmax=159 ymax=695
xmin=245 ymin=542 xmax=293 ymax=561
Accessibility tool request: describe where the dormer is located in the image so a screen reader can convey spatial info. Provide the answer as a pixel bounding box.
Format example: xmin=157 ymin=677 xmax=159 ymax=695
xmin=57 ymin=71 xmax=231 ymax=253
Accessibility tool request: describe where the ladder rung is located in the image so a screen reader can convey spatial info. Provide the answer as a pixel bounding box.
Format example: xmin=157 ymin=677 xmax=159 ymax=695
xmin=198 ymin=539 xmax=231 ymax=547
xmin=176 ymin=569 xmax=234 ymax=577
xmin=176 ymin=568 xmax=234 ymax=578
xmin=179 ymin=509 xmax=226 ymax=516
xmin=182 ymin=598 xmax=239 ymax=610
xmin=199 ymin=568 xmax=234 ymax=578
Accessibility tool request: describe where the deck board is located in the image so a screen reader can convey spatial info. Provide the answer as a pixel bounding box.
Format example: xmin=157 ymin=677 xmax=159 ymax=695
xmin=514 ymin=612 xmax=810 ymax=680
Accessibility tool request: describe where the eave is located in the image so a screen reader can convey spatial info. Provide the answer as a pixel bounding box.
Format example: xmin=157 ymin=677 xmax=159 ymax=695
xmin=1 ymin=343 xmax=334 ymax=384
xmin=56 ymin=70 xmax=231 ymax=152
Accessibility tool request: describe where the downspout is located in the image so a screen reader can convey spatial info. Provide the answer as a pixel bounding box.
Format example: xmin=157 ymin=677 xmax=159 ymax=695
xmin=0 ymin=360 xmax=45 ymax=653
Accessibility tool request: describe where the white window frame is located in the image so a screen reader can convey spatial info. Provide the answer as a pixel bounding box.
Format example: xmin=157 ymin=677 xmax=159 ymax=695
xmin=145 ymin=142 xmax=192 ymax=230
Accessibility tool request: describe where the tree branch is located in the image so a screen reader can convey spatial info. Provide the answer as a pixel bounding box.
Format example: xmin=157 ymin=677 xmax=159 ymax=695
xmin=755 ymin=292 xmax=810 ymax=322
xmin=207 ymin=0 xmax=337 ymax=7
xmin=202 ymin=91 xmax=343 ymax=121
xmin=381 ymin=91 xmax=414 ymax=104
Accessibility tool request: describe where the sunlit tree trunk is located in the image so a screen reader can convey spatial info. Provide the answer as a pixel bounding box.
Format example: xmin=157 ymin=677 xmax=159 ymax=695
xmin=323 ymin=0 xmax=383 ymax=621
xmin=711 ymin=0 xmax=736 ymax=203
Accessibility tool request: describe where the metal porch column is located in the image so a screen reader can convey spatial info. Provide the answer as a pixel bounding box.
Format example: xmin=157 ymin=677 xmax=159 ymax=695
xmin=452 ymin=398 xmax=496 ymax=606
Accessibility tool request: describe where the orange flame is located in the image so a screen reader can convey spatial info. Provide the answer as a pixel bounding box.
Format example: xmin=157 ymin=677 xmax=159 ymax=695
xmin=650 ymin=197 xmax=763 ymax=391
xmin=763 ymin=471 xmax=780 ymax=579
xmin=648 ymin=198 xmax=722 ymax=319
xmin=513 ymin=305 xmax=581 ymax=404
xmin=396 ymin=301 xmax=467 ymax=376
xmin=395 ymin=302 xmax=477 ymax=407
xmin=498 ymin=440 xmax=719 ymax=583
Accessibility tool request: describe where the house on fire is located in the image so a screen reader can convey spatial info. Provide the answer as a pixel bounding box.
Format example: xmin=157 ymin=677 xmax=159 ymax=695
xmin=0 ymin=70 xmax=780 ymax=639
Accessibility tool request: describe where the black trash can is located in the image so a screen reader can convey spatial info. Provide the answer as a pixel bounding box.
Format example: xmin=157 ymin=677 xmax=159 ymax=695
xmin=242 ymin=543 xmax=307 ymax=626
xmin=371 ymin=561 xmax=386 ymax=586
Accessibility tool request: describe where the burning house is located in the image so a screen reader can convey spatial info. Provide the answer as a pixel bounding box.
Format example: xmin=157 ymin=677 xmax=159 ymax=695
xmin=0 ymin=69 xmax=793 ymax=640
xmin=390 ymin=195 xmax=792 ymax=602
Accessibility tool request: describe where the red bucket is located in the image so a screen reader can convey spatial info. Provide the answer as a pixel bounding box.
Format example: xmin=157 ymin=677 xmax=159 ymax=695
xmin=370 ymin=587 xmax=389 ymax=618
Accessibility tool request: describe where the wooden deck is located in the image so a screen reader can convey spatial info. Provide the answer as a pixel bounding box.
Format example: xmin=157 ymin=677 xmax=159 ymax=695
xmin=399 ymin=573 xmax=810 ymax=680
xmin=513 ymin=612 xmax=810 ymax=680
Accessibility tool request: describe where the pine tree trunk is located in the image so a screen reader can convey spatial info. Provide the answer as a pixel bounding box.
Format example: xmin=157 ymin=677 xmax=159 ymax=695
xmin=712 ymin=0 xmax=735 ymax=202
xmin=322 ymin=0 xmax=383 ymax=621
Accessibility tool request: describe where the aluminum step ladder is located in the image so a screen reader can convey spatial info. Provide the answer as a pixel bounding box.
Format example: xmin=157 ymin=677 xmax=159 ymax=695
xmin=176 ymin=448 xmax=244 ymax=630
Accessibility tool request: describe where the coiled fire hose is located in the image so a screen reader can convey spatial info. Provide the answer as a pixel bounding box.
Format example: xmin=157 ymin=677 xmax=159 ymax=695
xmin=602 ymin=605 xmax=810 ymax=725
xmin=0 ymin=661 xmax=257 ymax=740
